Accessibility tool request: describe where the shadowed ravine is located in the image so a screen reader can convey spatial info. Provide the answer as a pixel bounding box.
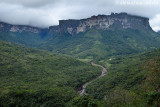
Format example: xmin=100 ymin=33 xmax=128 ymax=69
xmin=78 ymin=62 xmax=107 ymax=95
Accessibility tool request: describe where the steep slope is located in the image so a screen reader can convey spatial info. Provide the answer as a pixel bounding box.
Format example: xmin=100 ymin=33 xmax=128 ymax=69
xmin=0 ymin=40 xmax=101 ymax=106
xmin=86 ymin=49 xmax=160 ymax=106
xmin=40 ymin=28 xmax=160 ymax=62
xmin=40 ymin=13 xmax=160 ymax=61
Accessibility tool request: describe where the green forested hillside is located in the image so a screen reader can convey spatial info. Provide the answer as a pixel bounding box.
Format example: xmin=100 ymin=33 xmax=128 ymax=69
xmin=86 ymin=49 xmax=160 ymax=106
xmin=1 ymin=29 xmax=160 ymax=63
xmin=40 ymin=29 xmax=160 ymax=62
xmin=0 ymin=31 xmax=49 ymax=47
xmin=0 ymin=40 xmax=101 ymax=106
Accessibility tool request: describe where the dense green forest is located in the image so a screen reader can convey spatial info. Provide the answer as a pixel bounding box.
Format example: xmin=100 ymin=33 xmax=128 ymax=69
xmin=39 ymin=29 xmax=160 ymax=63
xmin=0 ymin=40 xmax=101 ymax=106
xmin=1 ymin=29 xmax=160 ymax=62
xmin=86 ymin=49 xmax=160 ymax=106
xmin=0 ymin=31 xmax=48 ymax=47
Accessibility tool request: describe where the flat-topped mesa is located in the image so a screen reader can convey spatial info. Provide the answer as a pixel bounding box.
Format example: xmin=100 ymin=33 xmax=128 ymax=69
xmin=0 ymin=12 xmax=152 ymax=36
xmin=58 ymin=12 xmax=152 ymax=36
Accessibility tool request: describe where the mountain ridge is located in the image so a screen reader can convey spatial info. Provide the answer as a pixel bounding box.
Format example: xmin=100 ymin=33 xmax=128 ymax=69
xmin=56 ymin=12 xmax=152 ymax=35
xmin=0 ymin=21 xmax=48 ymax=35
xmin=0 ymin=12 xmax=153 ymax=36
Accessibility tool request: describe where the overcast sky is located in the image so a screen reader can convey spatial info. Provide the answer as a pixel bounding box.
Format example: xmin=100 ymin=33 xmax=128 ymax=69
xmin=0 ymin=0 xmax=160 ymax=31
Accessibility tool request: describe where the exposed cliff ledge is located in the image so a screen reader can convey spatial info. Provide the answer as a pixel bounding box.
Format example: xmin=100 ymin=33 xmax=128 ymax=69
xmin=56 ymin=12 xmax=152 ymax=35
xmin=0 ymin=22 xmax=47 ymax=34
xmin=0 ymin=12 xmax=152 ymax=36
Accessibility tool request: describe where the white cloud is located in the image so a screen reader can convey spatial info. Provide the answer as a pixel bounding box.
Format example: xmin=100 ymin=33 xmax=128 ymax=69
xmin=150 ymin=14 xmax=160 ymax=31
xmin=0 ymin=0 xmax=160 ymax=31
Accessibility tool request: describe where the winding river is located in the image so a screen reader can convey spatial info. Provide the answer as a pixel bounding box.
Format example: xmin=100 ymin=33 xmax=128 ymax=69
xmin=79 ymin=62 xmax=107 ymax=95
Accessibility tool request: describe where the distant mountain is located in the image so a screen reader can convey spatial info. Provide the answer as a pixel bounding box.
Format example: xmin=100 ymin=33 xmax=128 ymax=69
xmin=0 ymin=22 xmax=42 ymax=33
xmin=0 ymin=12 xmax=160 ymax=63
xmin=0 ymin=12 xmax=152 ymax=36
xmin=0 ymin=22 xmax=49 ymax=47
xmin=42 ymin=13 xmax=160 ymax=62
xmin=50 ymin=12 xmax=152 ymax=36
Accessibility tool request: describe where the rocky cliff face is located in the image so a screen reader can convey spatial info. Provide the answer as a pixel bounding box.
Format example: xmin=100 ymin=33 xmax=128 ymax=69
xmin=54 ymin=13 xmax=152 ymax=36
xmin=0 ymin=13 xmax=152 ymax=36
xmin=0 ymin=22 xmax=46 ymax=34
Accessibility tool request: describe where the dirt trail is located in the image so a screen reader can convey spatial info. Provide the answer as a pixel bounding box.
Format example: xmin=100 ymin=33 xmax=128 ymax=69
xmin=79 ymin=62 xmax=107 ymax=95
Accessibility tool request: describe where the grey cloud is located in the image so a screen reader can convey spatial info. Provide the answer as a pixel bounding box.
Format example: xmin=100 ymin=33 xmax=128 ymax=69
xmin=0 ymin=0 xmax=160 ymax=31
xmin=0 ymin=0 xmax=57 ymax=7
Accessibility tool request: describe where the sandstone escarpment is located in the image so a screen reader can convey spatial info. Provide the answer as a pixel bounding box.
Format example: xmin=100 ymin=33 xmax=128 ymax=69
xmin=0 ymin=22 xmax=45 ymax=34
xmin=57 ymin=13 xmax=151 ymax=36
xmin=0 ymin=12 xmax=152 ymax=36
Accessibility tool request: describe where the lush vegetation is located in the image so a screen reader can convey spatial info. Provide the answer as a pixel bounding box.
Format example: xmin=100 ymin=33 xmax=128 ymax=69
xmin=0 ymin=28 xmax=160 ymax=106
xmin=1 ymin=29 xmax=160 ymax=62
xmin=0 ymin=40 xmax=101 ymax=106
xmin=40 ymin=29 xmax=160 ymax=62
xmin=86 ymin=49 xmax=160 ymax=106
xmin=0 ymin=31 xmax=49 ymax=47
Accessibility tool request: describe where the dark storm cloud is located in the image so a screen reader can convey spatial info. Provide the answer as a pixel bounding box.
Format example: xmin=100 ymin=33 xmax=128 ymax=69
xmin=0 ymin=0 xmax=160 ymax=31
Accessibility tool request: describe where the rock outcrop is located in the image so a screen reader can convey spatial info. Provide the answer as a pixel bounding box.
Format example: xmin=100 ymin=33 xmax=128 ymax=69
xmin=56 ymin=13 xmax=152 ymax=35
xmin=0 ymin=22 xmax=47 ymax=34
xmin=0 ymin=12 xmax=152 ymax=36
